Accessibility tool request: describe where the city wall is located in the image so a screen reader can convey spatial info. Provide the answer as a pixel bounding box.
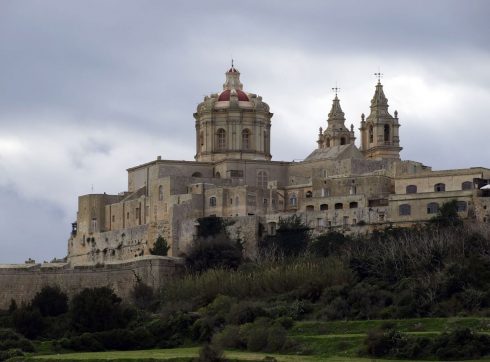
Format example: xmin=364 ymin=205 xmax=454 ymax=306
xmin=0 ymin=256 xmax=184 ymax=310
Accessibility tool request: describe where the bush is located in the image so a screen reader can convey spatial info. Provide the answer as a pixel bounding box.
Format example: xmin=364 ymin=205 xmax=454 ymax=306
xmin=195 ymin=341 xmax=225 ymax=362
xmin=131 ymin=282 xmax=157 ymax=311
xmin=70 ymin=287 xmax=132 ymax=333
xmin=12 ymin=306 xmax=44 ymax=339
xmin=185 ymin=233 xmax=243 ymax=273
xmin=262 ymin=215 xmax=311 ymax=257
xmin=31 ymin=285 xmax=68 ymax=317
xmin=150 ymin=235 xmax=170 ymax=256
xmin=0 ymin=328 xmax=35 ymax=352
xmin=310 ymin=231 xmax=350 ymax=257
xmin=212 ymin=325 xmax=242 ymax=349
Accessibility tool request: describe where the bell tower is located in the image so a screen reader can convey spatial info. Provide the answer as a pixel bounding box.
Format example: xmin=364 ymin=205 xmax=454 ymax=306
xmin=359 ymin=76 xmax=402 ymax=160
xmin=317 ymin=88 xmax=355 ymax=149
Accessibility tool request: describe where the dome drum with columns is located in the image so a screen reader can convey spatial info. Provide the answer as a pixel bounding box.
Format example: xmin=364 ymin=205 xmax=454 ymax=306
xmin=194 ymin=65 xmax=273 ymax=162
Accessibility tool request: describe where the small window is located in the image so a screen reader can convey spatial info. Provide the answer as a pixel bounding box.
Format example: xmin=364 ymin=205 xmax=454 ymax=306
xmin=456 ymin=201 xmax=467 ymax=212
xmin=192 ymin=172 xmax=203 ymax=178
xmin=158 ymin=185 xmax=164 ymax=201
xmin=235 ymin=196 xmax=239 ymax=207
xmin=461 ymin=181 xmax=473 ymax=190
xmin=340 ymin=137 xmax=346 ymax=145
xmin=306 ymin=205 xmax=314 ymax=211
xmin=335 ymin=203 xmax=343 ymax=210
xmin=427 ymin=202 xmax=439 ymax=214
xmin=289 ymin=194 xmax=297 ymax=207
xmin=349 ymin=202 xmax=358 ymax=209
xmin=434 ymin=183 xmax=446 ymax=192
xmin=209 ymin=196 xmax=217 ymax=207
xmin=406 ymin=185 xmax=417 ymax=194
xmin=127 ymin=212 xmax=130 ymax=219
xmin=369 ymin=125 xmax=373 ymax=143
xmin=112 ymin=215 xmax=115 ymax=222
xmin=320 ymin=204 xmax=328 ymax=211
xmin=399 ymin=204 xmax=411 ymax=216
xmin=326 ymin=138 xmax=331 ymax=147
xmin=305 ymin=191 xmax=313 ymax=198
xmin=263 ymin=198 xmax=268 ymax=206
xmin=230 ymin=198 xmax=233 ymax=205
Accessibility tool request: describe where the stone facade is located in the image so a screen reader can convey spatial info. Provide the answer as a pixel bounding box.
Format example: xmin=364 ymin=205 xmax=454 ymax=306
xmin=67 ymin=66 xmax=490 ymax=265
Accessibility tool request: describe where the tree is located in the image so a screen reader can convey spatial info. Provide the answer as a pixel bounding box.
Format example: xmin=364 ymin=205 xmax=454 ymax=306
xmin=150 ymin=235 xmax=170 ymax=256
xmin=185 ymin=233 xmax=243 ymax=273
xmin=310 ymin=231 xmax=349 ymax=257
xmin=70 ymin=287 xmax=132 ymax=333
xmin=31 ymin=285 xmax=68 ymax=317
xmin=12 ymin=306 xmax=44 ymax=339
xmin=430 ymin=199 xmax=462 ymax=227
xmin=266 ymin=214 xmax=311 ymax=256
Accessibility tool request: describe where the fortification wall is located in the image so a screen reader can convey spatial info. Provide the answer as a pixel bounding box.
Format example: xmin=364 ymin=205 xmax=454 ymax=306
xmin=0 ymin=256 xmax=183 ymax=310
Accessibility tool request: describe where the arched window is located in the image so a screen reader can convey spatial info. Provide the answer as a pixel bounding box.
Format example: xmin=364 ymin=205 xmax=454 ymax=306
xmin=406 ymin=185 xmax=417 ymax=194
xmin=289 ymin=194 xmax=297 ymax=207
xmin=384 ymin=124 xmax=390 ymax=142
xmin=335 ymin=203 xmax=343 ymax=210
xmin=305 ymin=191 xmax=313 ymax=198
xmin=235 ymin=196 xmax=239 ymax=207
xmin=158 ymin=185 xmax=163 ymax=201
xmin=257 ymin=170 xmax=268 ymax=188
xmin=349 ymin=202 xmax=358 ymax=209
xmin=209 ymin=196 xmax=217 ymax=207
xmin=399 ymin=204 xmax=411 ymax=216
xmin=242 ymin=129 xmax=250 ymax=150
xmin=462 ymin=181 xmax=473 ymax=190
xmin=306 ymin=205 xmax=314 ymax=211
xmin=192 ymin=172 xmax=202 ymax=178
xmin=199 ymin=131 xmax=204 ymax=151
xmin=215 ymin=172 xmax=221 ymax=178
xmin=320 ymin=204 xmax=328 ymax=211
xmin=326 ymin=137 xmax=331 ymax=147
xmin=340 ymin=137 xmax=346 ymax=145
xmin=369 ymin=125 xmax=373 ymax=143
xmin=216 ymin=128 xmax=226 ymax=150
xmin=456 ymin=201 xmax=467 ymax=212
xmin=434 ymin=183 xmax=446 ymax=192
xmin=427 ymin=202 xmax=439 ymax=214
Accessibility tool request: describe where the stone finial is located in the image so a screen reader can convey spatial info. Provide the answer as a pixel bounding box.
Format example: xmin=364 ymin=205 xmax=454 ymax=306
xmin=361 ymin=113 xmax=365 ymax=121
xmin=319 ymin=127 xmax=323 ymax=134
xmin=394 ymin=110 xmax=398 ymax=118
xmin=350 ymin=124 xmax=354 ymax=132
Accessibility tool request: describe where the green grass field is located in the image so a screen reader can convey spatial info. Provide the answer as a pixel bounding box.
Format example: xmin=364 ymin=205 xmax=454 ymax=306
xmin=25 ymin=317 xmax=490 ymax=362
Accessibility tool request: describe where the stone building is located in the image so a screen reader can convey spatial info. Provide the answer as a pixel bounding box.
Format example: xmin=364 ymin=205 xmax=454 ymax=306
xmin=67 ymin=65 xmax=490 ymax=265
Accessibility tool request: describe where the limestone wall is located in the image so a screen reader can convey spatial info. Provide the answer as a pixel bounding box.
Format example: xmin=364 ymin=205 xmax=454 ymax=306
xmin=0 ymin=256 xmax=183 ymax=310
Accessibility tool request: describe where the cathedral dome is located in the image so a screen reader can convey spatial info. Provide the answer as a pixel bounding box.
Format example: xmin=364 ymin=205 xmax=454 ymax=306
xmin=218 ymin=89 xmax=249 ymax=101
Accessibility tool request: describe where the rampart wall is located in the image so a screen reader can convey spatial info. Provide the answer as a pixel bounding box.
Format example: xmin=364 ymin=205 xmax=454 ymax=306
xmin=0 ymin=256 xmax=183 ymax=310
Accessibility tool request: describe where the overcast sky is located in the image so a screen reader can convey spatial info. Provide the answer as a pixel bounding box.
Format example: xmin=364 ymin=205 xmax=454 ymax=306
xmin=0 ymin=0 xmax=489 ymax=263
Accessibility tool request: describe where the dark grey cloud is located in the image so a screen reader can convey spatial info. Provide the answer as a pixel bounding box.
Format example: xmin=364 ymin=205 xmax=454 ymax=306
xmin=0 ymin=0 xmax=489 ymax=262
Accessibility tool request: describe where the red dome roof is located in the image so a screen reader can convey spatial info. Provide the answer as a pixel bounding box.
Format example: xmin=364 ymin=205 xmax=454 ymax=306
xmin=218 ymin=89 xmax=249 ymax=101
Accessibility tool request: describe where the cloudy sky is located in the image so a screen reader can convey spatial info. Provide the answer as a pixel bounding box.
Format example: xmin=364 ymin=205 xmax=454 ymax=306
xmin=0 ymin=0 xmax=489 ymax=263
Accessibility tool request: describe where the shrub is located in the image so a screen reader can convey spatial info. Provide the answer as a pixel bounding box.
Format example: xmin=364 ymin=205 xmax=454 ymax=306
xmin=150 ymin=235 xmax=170 ymax=256
xmin=310 ymin=231 xmax=350 ymax=257
xmin=70 ymin=287 xmax=132 ymax=333
xmin=262 ymin=215 xmax=311 ymax=257
xmin=131 ymin=282 xmax=157 ymax=311
xmin=212 ymin=325 xmax=242 ymax=349
xmin=0 ymin=328 xmax=35 ymax=352
xmin=31 ymin=285 xmax=68 ymax=317
xmin=12 ymin=306 xmax=44 ymax=339
xmin=185 ymin=233 xmax=243 ymax=273
xmin=195 ymin=341 xmax=225 ymax=362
